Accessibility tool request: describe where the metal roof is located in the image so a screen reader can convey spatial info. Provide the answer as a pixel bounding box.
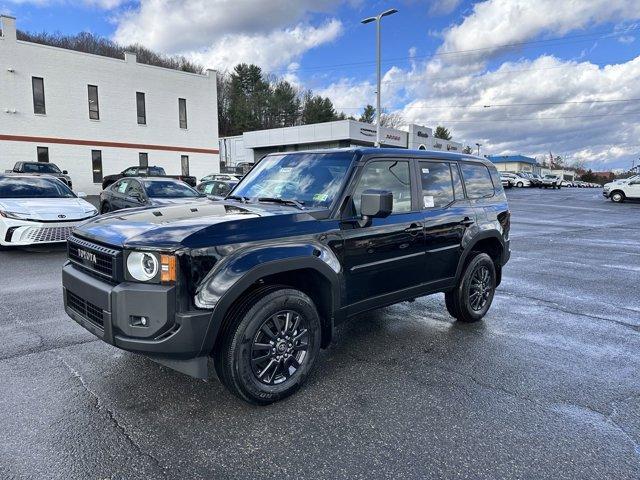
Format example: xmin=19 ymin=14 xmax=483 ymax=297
xmin=486 ymin=154 xmax=538 ymax=165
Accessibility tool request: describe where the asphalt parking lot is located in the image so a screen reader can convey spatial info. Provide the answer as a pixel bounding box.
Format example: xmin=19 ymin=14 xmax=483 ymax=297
xmin=1 ymin=188 xmax=639 ymax=479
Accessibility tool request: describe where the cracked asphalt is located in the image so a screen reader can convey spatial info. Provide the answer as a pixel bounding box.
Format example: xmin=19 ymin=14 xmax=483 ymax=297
xmin=1 ymin=188 xmax=639 ymax=479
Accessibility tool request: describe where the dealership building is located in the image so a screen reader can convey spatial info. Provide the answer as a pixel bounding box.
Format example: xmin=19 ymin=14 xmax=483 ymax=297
xmin=0 ymin=15 xmax=219 ymax=194
xmin=219 ymin=121 xmax=465 ymax=167
xmin=486 ymin=155 xmax=542 ymax=175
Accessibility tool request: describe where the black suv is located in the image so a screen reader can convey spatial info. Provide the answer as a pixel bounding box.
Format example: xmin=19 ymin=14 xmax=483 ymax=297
xmin=62 ymin=148 xmax=510 ymax=404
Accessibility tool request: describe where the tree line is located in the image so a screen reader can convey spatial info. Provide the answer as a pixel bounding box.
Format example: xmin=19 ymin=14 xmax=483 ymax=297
xmin=217 ymin=63 xmax=413 ymax=137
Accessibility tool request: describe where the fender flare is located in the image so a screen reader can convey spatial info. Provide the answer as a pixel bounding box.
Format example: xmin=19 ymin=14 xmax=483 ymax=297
xmin=196 ymin=244 xmax=342 ymax=355
xmin=454 ymin=231 xmax=507 ymax=284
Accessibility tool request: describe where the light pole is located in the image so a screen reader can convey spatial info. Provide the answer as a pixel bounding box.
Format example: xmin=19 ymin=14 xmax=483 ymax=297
xmin=476 ymin=142 xmax=482 ymax=156
xmin=362 ymin=8 xmax=398 ymax=148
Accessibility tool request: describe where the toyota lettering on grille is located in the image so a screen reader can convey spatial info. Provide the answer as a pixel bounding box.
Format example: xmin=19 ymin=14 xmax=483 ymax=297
xmin=78 ymin=249 xmax=97 ymax=264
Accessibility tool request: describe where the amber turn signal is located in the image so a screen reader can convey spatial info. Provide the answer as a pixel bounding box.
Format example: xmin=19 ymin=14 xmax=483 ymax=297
xmin=160 ymin=254 xmax=176 ymax=283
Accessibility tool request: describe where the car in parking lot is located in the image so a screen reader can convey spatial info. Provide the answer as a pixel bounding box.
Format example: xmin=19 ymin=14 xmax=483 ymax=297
xmin=6 ymin=161 xmax=73 ymax=189
xmin=99 ymin=177 xmax=204 ymax=213
xmin=62 ymin=148 xmax=511 ymax=404
xmin=196 ymin=179 xmax=238 ymax=200
xmin=518 ymin=172 xmax=542 ymax=187
xmin=0 ymin=174 xmax=97 ymax=247
xmin=101 ymin=166 xmax=197 ymax=190
xmin=542 ymin=174 xmax=562 ymax=189
xmin=500 ymin=174 xmax=514 ymax=189
xmin=603 ymin=175 xmax=640 ymax=202
xmin=501 ymin=173 xmax=531 ymax=188
xmin=201 ymin=173 xmax=241 ymax=183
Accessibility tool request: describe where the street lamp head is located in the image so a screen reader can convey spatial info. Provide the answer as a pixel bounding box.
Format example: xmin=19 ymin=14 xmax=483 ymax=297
xmin=381 ymin=8 xmax=398 ymax=18
xmin=361 ymin=16 xmax=376 ymax=24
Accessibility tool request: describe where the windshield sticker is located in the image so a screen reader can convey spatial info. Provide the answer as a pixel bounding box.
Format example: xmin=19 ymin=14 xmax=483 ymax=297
xmin=313 ymin=193 xmax=329 ymax=202
xmin=421 ymin=168 xmax=430 ymax=174
xmin=423 ymin=195 xmax=435 ymax=208
xmin=281 ymin=167 xmax=292 ymax=173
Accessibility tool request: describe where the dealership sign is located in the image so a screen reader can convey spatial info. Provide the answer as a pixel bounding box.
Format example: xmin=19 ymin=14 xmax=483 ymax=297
xmin=351 ymin=122 xmax=407 ymax=147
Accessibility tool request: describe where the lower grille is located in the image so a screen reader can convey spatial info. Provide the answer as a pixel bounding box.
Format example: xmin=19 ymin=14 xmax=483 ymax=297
xmin=67 ymin=290 xmax=104 ymax=328
xmin=22 ymin=226 xmax=74 ymax=243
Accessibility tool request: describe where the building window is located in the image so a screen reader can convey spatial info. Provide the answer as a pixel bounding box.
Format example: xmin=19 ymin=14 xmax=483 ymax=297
xmin=88 ymin=85 xmax=100 ymax=120
xmin=139 ymin=152 xmax=148 ymax=167
xmin=92 ymin=150 xmax=103 ymax=183
xmin=181 ymin=155 xmax=189 ymax=176
xmin=32 ymin=77 xmax=46 ymax=115
xmin=178 ymin=98 xmax=188 ymax=129
xmin=37 ymin=146 xmax=49 ymax=163
xmin=136 ymin=92 xmax=146 ymax=125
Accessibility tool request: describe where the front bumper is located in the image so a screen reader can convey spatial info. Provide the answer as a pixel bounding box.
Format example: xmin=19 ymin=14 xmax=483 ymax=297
xmin=602 ymin=191 xmax=610 ymax=198
xmin=1 ymin=219 xmax=80 ymax=246
xmin=62 ymin=262 xmax=215 ymax=377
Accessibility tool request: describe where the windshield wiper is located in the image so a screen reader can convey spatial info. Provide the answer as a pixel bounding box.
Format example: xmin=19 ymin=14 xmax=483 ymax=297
xmin=226 ymin=194 xmax=250 ymax=203
xmin=257 ymin=197 xmax=305 ymax=210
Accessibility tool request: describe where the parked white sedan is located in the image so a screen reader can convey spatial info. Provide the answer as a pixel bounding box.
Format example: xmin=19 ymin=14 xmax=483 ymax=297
xmin=0 ymin=175 xmax=98 ymax=247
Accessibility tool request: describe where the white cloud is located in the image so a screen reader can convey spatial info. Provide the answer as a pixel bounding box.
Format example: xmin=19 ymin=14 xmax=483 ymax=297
xmin=439 ymin=0 xmax=640 ymax=61
xmin=110 ymin=0 xmax=347 ymax=71
xmin=617 ymin=35 xmax=635 ymax=44
xmin=186 ymin=19 xmax=343 ymax=71
xmin=113 ymin=0 xmax=343 ymax=53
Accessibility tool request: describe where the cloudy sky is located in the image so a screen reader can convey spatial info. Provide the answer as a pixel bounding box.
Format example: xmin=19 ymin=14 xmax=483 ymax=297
xmin=2 ymin=0 xmax=640 ymax=170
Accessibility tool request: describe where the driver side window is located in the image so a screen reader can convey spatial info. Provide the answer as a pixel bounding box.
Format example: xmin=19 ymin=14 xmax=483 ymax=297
xmin=352 ymin=160 xmax=412 ymax=215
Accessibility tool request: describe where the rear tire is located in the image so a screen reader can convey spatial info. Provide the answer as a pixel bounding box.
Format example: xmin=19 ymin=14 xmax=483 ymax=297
xmin=214 ymin=286 xmax=322 ymax=405
xmin=611 ymin=191 xmax=625 ymax=203
xmin=516 ymin=182 xmax=523 ymax=188
xmin=445 ymin=253 xmax=496 ymax=323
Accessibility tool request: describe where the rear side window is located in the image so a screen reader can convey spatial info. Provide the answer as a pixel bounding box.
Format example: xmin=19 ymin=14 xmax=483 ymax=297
xmin=419 ymin=161 xmax=454 ymax=208
xmin=460 ymin=163 xmax=495 ymax=198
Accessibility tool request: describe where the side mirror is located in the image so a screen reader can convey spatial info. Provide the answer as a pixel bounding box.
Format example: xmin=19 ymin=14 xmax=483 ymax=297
xmin=62 ymin=170 xmax=68 ymax=174
xmin=360 ymin=189 xmax=393 ymax=222
xmin=77 ymin=192 xmax=87 ymax=198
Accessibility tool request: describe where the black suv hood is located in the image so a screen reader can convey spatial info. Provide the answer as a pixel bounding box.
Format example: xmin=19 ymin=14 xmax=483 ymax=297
xmin=73 ymin=200 xmax=320 ymax=249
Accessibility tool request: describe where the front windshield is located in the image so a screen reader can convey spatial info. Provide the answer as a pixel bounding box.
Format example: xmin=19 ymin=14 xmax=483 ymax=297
xmin=231 ymin=152 xmax=354 ymax=208
xmin=0 ymin=177 xmax=75 ymax=198
xmin=22 ymin=163 xmax=61 ymax=174
xmin=143 ymin=180 xmax=199 ymax=198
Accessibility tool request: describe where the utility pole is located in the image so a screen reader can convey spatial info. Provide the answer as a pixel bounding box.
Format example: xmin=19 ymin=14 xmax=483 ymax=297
xmin=362 ymin=8 xmax=398 ymax=148
xmin=475 ymin=142 xmax=482 ymax=156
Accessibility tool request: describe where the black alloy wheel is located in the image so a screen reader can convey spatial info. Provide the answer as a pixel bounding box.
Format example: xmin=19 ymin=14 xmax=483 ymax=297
xmin=214 ymin=286 xmax=321 ymax=404
xmin=445 ymin=252 xmax=496 ymax=323
xmin=468 ymin=265 xmax=492 ymax=312
xmin=250 ymin=310 xmax=310 ymax=385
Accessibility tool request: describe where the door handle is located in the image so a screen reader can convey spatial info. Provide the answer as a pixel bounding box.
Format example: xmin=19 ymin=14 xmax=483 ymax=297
xmin=404 ymin=223 xmax=423 ymax=235
xmin=461 ymin=217 xmax=475 ymax=227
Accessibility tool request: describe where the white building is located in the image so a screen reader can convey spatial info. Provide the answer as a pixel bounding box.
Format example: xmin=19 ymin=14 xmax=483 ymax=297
xmin=219 ymin=120 xmax=465 ymax=168
xmin=0 ymin=15 xmax=219 ymax=194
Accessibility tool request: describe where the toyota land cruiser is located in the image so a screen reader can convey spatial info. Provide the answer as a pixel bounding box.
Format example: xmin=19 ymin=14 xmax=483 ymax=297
xmin=62 ymin=148 xmax=510 ymax=404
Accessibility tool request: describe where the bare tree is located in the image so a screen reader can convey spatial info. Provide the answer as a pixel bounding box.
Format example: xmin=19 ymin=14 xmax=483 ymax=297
xmin=379 ymin=111 xmax=405 ymax=128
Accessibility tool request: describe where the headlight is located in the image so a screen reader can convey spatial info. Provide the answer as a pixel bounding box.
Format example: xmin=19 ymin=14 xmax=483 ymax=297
xmin=84 ymin=208 xmax=98 ymax=216
xmin=0 ymin=210 xmax=30 ymax=220
xmin=127 ymin=252 xmax=159 ymax=281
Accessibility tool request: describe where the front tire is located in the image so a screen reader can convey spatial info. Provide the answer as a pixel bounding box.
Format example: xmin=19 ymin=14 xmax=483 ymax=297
xmin=611 ymin=191 xmax=625 ymax=203
xmin=445 ymin=253 xmax=496 ymax=323
xmin=214 ymin=286 xmax=322 ymax=404
xmin=100 ymin=202 xmax=111 ymax=214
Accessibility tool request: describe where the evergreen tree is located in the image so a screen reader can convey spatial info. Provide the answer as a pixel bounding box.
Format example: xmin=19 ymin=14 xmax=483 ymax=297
xmin=434 ymin=126 xmax=452 ymax=140
xmin=359 ymin=104 xmax=376 ymax=123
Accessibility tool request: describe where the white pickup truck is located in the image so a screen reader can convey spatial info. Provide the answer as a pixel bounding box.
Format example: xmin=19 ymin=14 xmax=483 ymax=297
xmin=603 ymin=175 xmax=640 ymax=203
